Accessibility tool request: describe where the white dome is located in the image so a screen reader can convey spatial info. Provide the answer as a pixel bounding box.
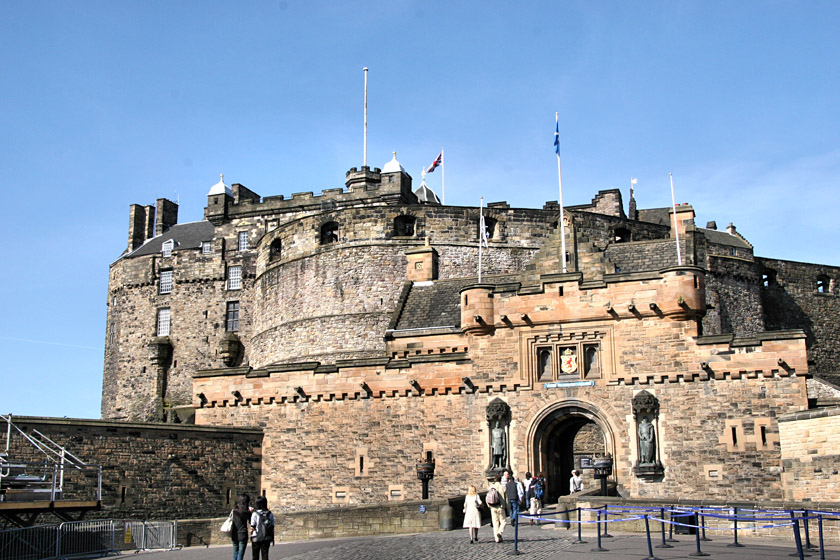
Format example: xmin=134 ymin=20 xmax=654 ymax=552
xmin=208 ymin=174 xmax=233 ymax=196
xmin=382 ymin=152 xmax=405 ymax=174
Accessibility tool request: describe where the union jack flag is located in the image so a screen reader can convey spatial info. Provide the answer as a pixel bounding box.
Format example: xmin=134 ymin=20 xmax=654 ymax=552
xmin=426 ymin=152 xmax=442 ymax=173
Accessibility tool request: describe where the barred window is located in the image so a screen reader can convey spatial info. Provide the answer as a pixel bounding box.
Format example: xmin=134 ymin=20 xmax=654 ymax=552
xmin=156 ymin=308 xmax=171 ymax=336
xmin=161 ymin=239 xmax=174 ymax=257
xmin=201 ymin=241 xmax=212 ymax=255
xmin=238 ymin=232 xmax=249 ymax=251
xmin=226 ymin=301 xmax=240 ymax=332
xmin=227 ymin=266 xmax=242 ymax=290
xmin=159 ymin=270 xmax=173 ymax=294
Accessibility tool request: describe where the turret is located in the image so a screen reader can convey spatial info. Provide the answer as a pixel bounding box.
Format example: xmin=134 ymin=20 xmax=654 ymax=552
xmin=206 ymin=174 xmax=233 ymax=225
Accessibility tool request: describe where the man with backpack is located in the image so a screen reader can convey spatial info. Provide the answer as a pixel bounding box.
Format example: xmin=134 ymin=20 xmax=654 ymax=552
xmin=250 ymin=496 xmax=275 ymax=560
xmin=485 ymin=475 xmax=508 ymax=543
xmin=528 ymin=472 xmax=546 ymax=524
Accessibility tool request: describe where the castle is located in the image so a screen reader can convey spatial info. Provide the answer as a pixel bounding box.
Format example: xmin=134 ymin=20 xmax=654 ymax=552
xmin=102 ymin=153 xmax=840 ymax=509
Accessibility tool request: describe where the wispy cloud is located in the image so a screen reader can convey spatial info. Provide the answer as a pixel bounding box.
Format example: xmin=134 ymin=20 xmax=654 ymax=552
xmin=0 ymin=336 xmax=101 ymax=351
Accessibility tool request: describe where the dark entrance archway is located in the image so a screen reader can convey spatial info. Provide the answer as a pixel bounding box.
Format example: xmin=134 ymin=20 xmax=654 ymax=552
xmin=530 ymin=402 xmax=615 ymax=503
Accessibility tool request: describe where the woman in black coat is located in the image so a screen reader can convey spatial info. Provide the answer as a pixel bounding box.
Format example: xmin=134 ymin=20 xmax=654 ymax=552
xmin=231 ymin=493 xmax=251 ymax=560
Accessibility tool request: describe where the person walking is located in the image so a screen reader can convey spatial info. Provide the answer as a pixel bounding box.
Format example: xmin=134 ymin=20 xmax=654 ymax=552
xmin=462 ymin=485 xmax=482 ymax=543
xmin=250 ymin=495 xmax=275 ymax=560
xmin=569 ymin=470 xmax=584 ymax=494
xmin=486 ymin=475 xmax=508 ymax=543
xmin=528 ymin=472 xmax=546 ymax=525
xmin=230 ymin=494 xmax=251 ymax=560
xmin=505 ymin=473 xmax=521 ymax=528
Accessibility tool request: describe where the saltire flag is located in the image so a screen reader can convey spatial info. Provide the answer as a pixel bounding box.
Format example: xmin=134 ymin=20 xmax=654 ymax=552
xmin=427 ymin=152 xmax=442 ymax=173
xmin=554 ymin=120 xmax=560 ymax=155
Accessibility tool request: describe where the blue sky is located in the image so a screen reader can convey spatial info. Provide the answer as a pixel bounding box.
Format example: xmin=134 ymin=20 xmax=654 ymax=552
xmin=1 ymin=1 xmax=838 ymax=419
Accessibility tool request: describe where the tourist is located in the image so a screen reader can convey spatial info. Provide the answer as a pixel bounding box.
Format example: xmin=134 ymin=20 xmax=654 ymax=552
xmin=462 ymin=485 xmax=482 ymax=543
xmin=569 ymin=470 xmax=584 ymax=494
xmin=486 ymin=475 xmax=507 ymax=543
xmin=505 ymin=473 xmax=521 ymax=527
xmin=231 ymin=494 xmax=251 ymax=560
xmin=528 ymin=472 xmax=546 ymax=525
xmin=250 ymin=495 xmax=275 ymax=560
xmin=523 ymin=472 xmax=532 ymax=511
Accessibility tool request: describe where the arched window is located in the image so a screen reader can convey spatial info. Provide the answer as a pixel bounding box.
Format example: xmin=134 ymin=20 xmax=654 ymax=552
xmin=613 ymin=227 xmax=631 ymax=243
xmin=816 ymin=275 xmax=830 ymax=293
xmin=394 ymin=215 xmax=416 ymax=237
xmin=269 ymin=239 xmax=282 ymax=261
xmin=320 ymin=222 xmax=339 ymax=245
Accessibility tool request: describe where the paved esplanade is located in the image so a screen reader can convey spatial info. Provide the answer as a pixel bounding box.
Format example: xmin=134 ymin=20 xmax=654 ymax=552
xmin=128 ymin=525 xmax=838 ymax=560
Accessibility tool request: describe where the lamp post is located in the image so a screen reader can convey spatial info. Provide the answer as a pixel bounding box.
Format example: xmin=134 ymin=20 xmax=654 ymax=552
xmin=416 ymin=457 xmax=436 ymax=499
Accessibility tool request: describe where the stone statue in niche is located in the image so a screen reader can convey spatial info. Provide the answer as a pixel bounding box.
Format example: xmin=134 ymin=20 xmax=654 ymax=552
xmin=491 ymin=420 xmax=506 ymax=468
xmin=638 ymin=417 xmax=655 ymax=464
xmin=485 ymin=398 xmax=511 ymax=478
xmin=632 ymin=390 xmax=664 ymax=477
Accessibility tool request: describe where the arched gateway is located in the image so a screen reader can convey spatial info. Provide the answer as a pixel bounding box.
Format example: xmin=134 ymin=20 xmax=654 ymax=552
xmin=528 ymin=400 xmax=617 ymax=502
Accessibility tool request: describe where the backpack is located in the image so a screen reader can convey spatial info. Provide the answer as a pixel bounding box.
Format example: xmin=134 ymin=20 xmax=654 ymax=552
xmin=533 ymin=479 xmax=545 ymax=500
xmin=252 ymin=510 xmax=274 ymax=542
xmin=486 ymin=486 xmax=501 ymax=507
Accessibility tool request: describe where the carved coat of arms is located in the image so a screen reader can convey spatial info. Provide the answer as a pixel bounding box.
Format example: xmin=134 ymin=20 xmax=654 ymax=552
xmin=560 ymin=348 xmax=578 ymax=374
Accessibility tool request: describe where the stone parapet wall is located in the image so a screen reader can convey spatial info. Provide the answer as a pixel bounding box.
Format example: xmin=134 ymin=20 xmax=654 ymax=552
xmin=779 ymin=407 xmax=840 ymax=502
xmin=4 ymin=417 xmax=262 ymax=521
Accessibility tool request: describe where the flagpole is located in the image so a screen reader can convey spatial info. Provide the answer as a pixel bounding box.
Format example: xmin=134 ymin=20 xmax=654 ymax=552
xmin=478 ymin=197 xmax=484 ymax=283
xmin=363 ymin=67 xmax=368 ymax=168
xmin=670 ymin=172 xmax=683 ymax=266
xmin=441 ymin=148 xmax=445 ymax=205
xmin=555 ymin=113 xmax=567 ymax=273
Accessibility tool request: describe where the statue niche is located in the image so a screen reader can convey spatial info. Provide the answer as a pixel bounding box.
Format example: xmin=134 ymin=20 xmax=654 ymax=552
xmin=633 ymin=390 xmax=664 ymax=477
xmin=485 ymin=398 xmax=511 ymax=479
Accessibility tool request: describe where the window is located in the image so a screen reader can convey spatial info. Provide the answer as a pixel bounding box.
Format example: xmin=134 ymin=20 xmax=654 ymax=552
xmin=161 ymin=239 xmax=174 ymax=257
xmin=481 ymin=217 xmax=498 ymax=240
xmin=320 ymin=222 xmax=339 ymax=245
xmin=537 ymin=349 xmax=552 ymax=380
xmin=159 ymin=270 xmax=173 ymax=294
xmin=614 ymin=227 xmax=631 ymax=243
xmin=394 ymin=215 xmax=416 ymax=237
xmin=227 ymin=266 xmax=242 ymax=290
xmin=269 ymin=239 xmax=282 ymax=261
xmin=201 ymin=241 xmax=212 ymax=255
xmin=156 ymin=308 xmax=171 ymax=336
xmin=238 ymin=232 xmax=249 ymax=251
xmin=226 ymin=301 xmax=240 ymax=332
xmin=817 ymin=275 xmax=830 ymax=293
xmin=762 ymin=269 xmax=777 ymax=287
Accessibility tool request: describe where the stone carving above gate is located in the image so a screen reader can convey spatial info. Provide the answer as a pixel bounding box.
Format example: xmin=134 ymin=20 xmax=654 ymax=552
xmin=486 ymin=399 xmax=511 ymax=479
xmin=632 ymin=390 xmax=664 ymax=478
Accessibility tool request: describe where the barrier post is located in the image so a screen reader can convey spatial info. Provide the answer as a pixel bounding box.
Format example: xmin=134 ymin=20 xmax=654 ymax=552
xmin=817 ymin=515 xmax=825 ymax=560
xmin=790 ymin=510 xmax=805 ymax=560
xmin=803 ymin=509 xmax=814 ymax=550
xmin=727 ymin=506 xmax=744 ymax=548
xmin=602 ymin=506 xmax=612 ymax=538
xmin=667 ymin=508 xmax=678 ymax=542
xmin=510 ymin=511 xmax=521 ymax=556
xmin=591 ymin=511 xmax=607 ymax=552
xmin=655 ymin=507 xmax=672 ymax=549
xmin=700 ymin=511 xmax=711 ymax=541
xmin=689 ymin=516 xmax=709 ymax=557
xmin=574 ymin=507 xmax=586 ymax=544
xmin=643 ymin=515 xmax=660 ymax=560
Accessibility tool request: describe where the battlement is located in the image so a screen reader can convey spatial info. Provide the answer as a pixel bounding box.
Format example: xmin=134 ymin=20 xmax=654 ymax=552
xmin=205 ymin=166 xmax=416 ymax=224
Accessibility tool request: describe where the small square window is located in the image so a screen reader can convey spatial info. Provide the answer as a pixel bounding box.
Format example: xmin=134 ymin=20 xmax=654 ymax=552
xmin=238 ymin=232 xmax=249 ymax=251
xmin=161 ymin=239 xmax=174 ymax=257
xmin=156 ymin=308 xmax=171 ymax=336
xmin=226 ymin=301 xmax=240 ymax=332
xmin=159 ymin=270 xmax=173 ymax=294
xmin=201 ymin=241 xmax=212 ymax=255
xmin=227 ymin=266 xmax=242 ymax=290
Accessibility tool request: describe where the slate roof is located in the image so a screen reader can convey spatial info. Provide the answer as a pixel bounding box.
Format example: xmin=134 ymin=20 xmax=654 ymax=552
xmin=393 ymin=279 xmax=471 ymax=331
xmin=698 ymin=228 xmax=753 ymax=249
xmin=124 ymin=221 xmax=216 ymax=259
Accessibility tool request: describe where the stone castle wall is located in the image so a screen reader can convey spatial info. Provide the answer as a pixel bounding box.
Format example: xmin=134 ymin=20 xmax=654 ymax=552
xmin=6 ymin=417 xmax=262 ymax=521
xmin=758 ymin=257 xmax=840 ymax=378
xmin=778 ymin=407 xmax=840 ymax=502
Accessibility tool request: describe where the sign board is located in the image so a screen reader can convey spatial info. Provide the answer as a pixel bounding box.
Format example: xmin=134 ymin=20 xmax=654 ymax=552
xmin=543 ymin=380 xmax=595 ymax=389
xmin=579 ymin=457 xmax=593 ymax=469
xmin=419 ymin=505 xmax=426 ymax=514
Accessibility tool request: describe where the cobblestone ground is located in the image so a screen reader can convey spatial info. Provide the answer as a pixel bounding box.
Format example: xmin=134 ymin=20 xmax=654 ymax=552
xmin=131 ymin=523 xmax=840 ymax=560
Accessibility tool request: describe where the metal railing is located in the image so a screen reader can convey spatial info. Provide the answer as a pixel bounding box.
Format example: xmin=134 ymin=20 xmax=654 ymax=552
xmin=0 ymin=525 xmax=58 ymax=560
xmin=0 ymin=520 xmax=114 ymax=560
xmin=127 ymin=520 xmax=179 ymax=551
